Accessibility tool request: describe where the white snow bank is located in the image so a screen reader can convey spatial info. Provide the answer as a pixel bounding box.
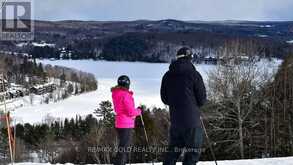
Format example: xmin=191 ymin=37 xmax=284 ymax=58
xmin=11 ymin=156 xmax=293 ymax=165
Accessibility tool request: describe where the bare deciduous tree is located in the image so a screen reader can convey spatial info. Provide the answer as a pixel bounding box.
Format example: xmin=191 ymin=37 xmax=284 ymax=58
xmin=207 ymin=40 xmax=275 ymax=159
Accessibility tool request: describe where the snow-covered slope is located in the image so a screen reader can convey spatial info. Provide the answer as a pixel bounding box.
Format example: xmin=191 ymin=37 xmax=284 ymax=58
xmin=11 ymin=156 xmax=293 ymax=165
xmin=11 ymin=90 xmax=100 ymax=123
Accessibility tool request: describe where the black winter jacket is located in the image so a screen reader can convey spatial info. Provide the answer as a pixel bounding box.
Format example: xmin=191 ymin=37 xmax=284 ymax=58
xmin=160 ymin=59 xmax=207 ymax=128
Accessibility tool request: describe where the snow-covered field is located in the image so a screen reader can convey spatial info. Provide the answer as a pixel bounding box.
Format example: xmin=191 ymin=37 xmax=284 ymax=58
xmin=11 ymin=156 xmax=293 ymax=165
xmin=9 ymin=59 xmax=281 ymax=124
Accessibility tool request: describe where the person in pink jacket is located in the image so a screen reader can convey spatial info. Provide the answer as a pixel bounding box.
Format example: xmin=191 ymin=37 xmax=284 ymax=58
xmin=111 ymin=75 xmax=142 ymax=165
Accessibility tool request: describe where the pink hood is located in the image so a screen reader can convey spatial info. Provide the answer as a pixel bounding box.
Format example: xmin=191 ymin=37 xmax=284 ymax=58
xmin=111 ymin=86 xmax=141 ymax=128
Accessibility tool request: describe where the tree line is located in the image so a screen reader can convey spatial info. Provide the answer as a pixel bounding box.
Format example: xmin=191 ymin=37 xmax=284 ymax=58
xmin=14 ymin=32 xmax=293 ymax=62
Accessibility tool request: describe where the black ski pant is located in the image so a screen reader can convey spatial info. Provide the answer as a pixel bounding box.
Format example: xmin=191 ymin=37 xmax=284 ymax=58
xmin=163 ymin=127 xmax=203 ymax=165
xmin=114 ymin=128 xmax=132 ymax=165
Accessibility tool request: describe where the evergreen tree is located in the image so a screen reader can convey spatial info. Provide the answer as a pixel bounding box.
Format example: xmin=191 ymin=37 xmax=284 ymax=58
xmin=94 ymin=101 xmax=114 ymax=127
xmin=63 ymin=118 xmax=70 ymax=138
xmin=60 ymin=69 xmax=66 ymax=86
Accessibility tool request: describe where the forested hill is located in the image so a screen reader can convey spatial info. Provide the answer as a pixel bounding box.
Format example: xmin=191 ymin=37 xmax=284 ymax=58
xmin=0 ymin=54 xmax=97 ymax=94
xmin=1 ymin=20 xmax=293 ymax=62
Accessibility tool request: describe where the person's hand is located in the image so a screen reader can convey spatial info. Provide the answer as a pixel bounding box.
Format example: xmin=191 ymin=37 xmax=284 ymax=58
xmin=137 ymin=107 xmax=143 ymax=115
xmin=137 ymin=105 xmax=146 ymax=111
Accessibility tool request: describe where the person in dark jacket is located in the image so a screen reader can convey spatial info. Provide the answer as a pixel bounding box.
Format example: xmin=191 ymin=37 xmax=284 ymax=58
xmin=161 ymin=47 xmax=207 ymax=165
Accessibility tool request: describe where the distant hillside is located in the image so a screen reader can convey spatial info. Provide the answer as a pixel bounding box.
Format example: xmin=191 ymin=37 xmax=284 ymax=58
xmin=1 ymin=19 xmax=293 ymax=62
xmin=0 ymin=54 xmax=97 ymax=94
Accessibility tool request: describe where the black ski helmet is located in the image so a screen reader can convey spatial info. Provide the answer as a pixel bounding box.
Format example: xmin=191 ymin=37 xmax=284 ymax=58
xmin=117 ymin=75 xmax=130 ymax=88
xmin=176 ymin=47 xmax=193 ymax=59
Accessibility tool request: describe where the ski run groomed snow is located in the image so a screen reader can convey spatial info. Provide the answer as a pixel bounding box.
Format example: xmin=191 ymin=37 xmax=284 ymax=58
xmin=10 ymin=156 xmax=293 ymax=165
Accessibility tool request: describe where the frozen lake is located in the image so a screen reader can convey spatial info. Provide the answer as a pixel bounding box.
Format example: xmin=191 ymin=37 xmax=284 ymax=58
xmin=38 ymin=60 xmax=215 ymax=107
xmin=11 ymin=59 xmax=281 ymax=123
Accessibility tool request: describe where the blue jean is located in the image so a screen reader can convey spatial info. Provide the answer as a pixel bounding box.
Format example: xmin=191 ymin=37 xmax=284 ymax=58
xmin=163 ymin=127 xmax=204 ymax=165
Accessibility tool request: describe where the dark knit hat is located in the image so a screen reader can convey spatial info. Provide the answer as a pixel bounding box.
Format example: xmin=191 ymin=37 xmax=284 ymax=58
xmin=176 ymin=47 xmax=193 ymax=59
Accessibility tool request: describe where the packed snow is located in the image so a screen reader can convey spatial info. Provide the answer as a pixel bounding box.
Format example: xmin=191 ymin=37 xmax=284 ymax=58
xmin=9 ymin=59 xmax=281 ymax=124
xmin=10 ymin=156 xmax=293 ymax=165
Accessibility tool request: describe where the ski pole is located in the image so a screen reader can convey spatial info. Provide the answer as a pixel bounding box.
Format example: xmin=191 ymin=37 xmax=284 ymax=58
xmin=139 ymin=114 xmax=154 ymax=165
xmin=140 ymin=115 xmax=149 ymax=144
xmin=200 ymin=116 xmax=218 ymax=165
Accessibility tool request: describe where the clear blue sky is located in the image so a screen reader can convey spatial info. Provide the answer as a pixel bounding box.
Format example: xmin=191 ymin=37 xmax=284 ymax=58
xmin=34 ymin=0 xmax=293 ymax=21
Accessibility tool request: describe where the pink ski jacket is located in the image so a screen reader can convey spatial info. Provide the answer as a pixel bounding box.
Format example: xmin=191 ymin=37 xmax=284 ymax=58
xmin=111 ymin=86 xmax=142 ymax=128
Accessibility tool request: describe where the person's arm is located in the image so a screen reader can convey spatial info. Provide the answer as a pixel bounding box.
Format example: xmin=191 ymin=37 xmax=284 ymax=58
xmin=194 ymin=71 xmax=207 ymax=107
xmin=123 ymin=94 xmax=141 ymax=117
xmin=160 ymin=73 xmax=169 ymax=105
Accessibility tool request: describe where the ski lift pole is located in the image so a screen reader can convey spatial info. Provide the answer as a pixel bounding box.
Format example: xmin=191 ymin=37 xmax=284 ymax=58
xmin=2 ymin=73 xmax=14 ymax=164
xmin=200 ymin=116 xmax=218 ymax=165
xmin=5 ymin=113 xmax=14 ymax=164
